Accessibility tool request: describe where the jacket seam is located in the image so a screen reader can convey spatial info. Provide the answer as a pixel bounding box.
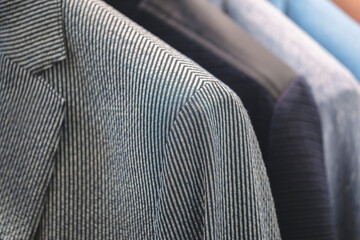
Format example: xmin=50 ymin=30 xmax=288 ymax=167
xmin=153 ymin=81 xmax=220 ymax=238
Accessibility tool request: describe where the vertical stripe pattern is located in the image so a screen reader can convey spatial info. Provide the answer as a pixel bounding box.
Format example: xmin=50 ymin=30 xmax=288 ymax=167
xmin=1 ymin=0 xmax=280 ymax=239
xmin=155 ymin=82 xmax=280 ymax=239
xmin=0 ymin=54 xmax=65 ymax=240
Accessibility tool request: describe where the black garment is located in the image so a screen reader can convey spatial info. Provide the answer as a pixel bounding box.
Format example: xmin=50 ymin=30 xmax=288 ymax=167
xmin=268 ymin=77 xmax=335 ymax=240
xmin=105 ymin=0 xmax=335 ymax=239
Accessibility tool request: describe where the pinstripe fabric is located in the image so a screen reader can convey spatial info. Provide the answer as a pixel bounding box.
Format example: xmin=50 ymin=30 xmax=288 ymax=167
xmin=0 ymin=54 xmax=65 ymax=239
xmin=0 ymin=0 xmax=66 ymax=73
xmin=106 ymin=0 xmax=297 ymax=166
xmin=1 ymin=0 xmax=280 ymax=239
xmin=155 ymin=82 xmax=279 ymax=239
xmin=104 ymin=1 xmax=334 ymax=239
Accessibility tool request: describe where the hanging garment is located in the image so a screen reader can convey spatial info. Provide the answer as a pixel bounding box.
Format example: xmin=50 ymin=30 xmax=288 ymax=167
xmin=0 ymin=0 xmax=280 ymax=239
xmin=106 ymin=0 xmax=297 ymax=162
xmin=208 ymin=0 xmax=360 ymax=239
xmin=104 ymin=1 xmax=334 ymax=240
xmin=267 ymin=0 xmax=360 ymax=81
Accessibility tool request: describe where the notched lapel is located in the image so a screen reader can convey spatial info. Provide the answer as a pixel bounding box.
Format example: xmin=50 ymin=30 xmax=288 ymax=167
xmin=0 ymin=55 xmax=65 ymax=239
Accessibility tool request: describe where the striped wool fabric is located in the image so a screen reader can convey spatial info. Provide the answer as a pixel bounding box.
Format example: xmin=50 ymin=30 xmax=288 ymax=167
xmin=104 ymin=1 xmax=334 ymax=239
xmin=0 ymin=0 xmax=280 ymax=239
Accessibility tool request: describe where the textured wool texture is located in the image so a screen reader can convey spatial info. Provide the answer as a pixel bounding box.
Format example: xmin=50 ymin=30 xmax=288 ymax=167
xmin=104 ymin=1 xmax=334 ymax=240
xmin=0 ymin=0 xmax=280 ymax=239
xmin=208 ymin=0 xmax=360 ymax=239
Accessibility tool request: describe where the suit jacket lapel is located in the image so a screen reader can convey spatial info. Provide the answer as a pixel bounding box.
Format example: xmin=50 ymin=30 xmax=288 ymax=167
xmin=0 ymin=54 xmax=65 ymax=239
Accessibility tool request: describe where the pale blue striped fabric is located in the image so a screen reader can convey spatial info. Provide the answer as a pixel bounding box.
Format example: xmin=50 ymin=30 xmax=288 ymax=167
xmin=0 ymin=0 xmax=280 ymax=239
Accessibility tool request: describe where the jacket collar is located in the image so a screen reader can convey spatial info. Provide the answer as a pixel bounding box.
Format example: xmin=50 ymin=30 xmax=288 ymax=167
xmin=0 ymin=0 xmax=66 ymax=74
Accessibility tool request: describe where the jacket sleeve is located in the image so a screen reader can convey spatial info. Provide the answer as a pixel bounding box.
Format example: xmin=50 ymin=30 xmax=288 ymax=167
xmin=154 ymin=81 xmax=281 ymax=240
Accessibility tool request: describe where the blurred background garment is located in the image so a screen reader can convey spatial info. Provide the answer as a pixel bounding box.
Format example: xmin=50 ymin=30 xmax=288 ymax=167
xmin=207 ymin=0 xmax=360 ymax=239
xmin=268 ymin=0 xmax=360 ymax=81
xmin=105 ymin=1 xmax=335 ymax=240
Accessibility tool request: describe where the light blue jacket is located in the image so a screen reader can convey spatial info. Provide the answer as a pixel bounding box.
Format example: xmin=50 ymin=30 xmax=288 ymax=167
xmin=269 ymin=0 xmax=360 ymax=81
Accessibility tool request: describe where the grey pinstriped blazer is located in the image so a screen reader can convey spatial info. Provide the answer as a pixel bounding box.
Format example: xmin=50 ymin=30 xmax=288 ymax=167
xmin=0 ymin=0 xmax=280 ymax=239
